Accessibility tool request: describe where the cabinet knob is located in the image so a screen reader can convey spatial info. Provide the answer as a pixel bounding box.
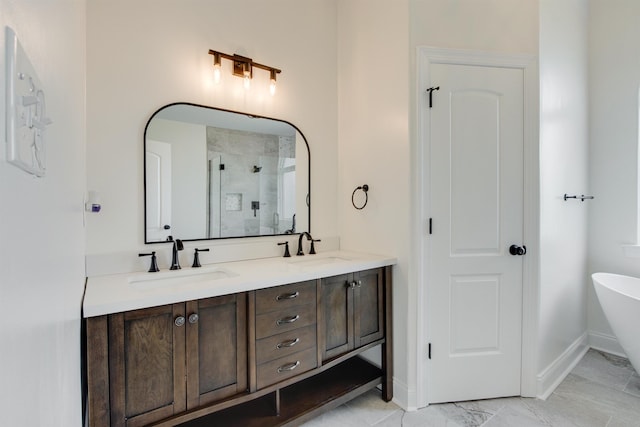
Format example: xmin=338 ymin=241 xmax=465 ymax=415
xmin=357 ymin=280 xmax=362 ymax=287
xmin=188 ymin=313 xmax=199 ymax=324
xmin=348 ymin=281 xmax=357 ymax=289
xmin=174 ymin=316 xmax=185 ymax=327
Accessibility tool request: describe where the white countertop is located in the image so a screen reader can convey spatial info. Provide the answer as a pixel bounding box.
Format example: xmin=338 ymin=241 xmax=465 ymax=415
xmin=83 ymin=250 xmax=396 ymax=317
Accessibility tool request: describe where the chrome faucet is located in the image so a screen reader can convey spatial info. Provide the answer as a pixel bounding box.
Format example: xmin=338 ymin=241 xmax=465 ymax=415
xmin=167 ymin=236 xmax=184 ymax=270
xmin=297 ymin=232 xmax=313 ymax=256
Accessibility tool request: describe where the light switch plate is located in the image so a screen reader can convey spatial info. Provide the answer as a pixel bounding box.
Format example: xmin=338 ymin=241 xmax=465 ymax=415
xmin=5 ymin=27 xmax=52 ymax=177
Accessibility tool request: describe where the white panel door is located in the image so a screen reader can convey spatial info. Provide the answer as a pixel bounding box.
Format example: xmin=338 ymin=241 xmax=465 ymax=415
xmin=146 ymin=140 xmax=172 ymax=241
xmin=428 ymin=63 xmax=525 ymax=403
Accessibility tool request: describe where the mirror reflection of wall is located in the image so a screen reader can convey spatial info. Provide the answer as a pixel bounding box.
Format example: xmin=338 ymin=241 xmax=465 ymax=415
xmin=146 ymin=120 xmax=208 ymax=242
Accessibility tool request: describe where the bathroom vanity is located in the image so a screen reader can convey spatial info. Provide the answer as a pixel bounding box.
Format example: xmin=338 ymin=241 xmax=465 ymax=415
xmin=83 ymin=251 xmax=394 ymax=427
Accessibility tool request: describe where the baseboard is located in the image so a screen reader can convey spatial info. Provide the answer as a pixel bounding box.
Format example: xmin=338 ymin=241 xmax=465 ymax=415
xmin=588 ymin=331 xmax=626 ymax=358
xmin=536 ymin=332 xmax=589 ymax=400
xmin=391 ymin=377 xmax=414 ymax=411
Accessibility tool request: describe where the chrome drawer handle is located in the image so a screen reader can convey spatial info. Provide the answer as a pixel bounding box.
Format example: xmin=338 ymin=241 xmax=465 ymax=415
xmin=277 ymin=360 xmax=300 ymax=373
xmin=276 ymin=338 xmax=300 ymax=349
xmin=188 ymin=313 xmax=199 ymax=324
xmin=276 ymin=314 xmax=300 ymax=325
xmin=276 ymin=291 xmax=299 ymax=301
xmin=174 ymin=316 xmax=185 ymax=327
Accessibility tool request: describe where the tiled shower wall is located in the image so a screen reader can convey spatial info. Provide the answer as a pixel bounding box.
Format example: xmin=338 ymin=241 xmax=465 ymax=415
xmin=207 ymin=127 xmax=295 ymax=237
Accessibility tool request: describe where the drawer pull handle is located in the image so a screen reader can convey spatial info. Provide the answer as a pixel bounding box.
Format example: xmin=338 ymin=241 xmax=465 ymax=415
xmin=276 ymin=291 xmax=299 ymax=301
xmin=276 ymin=338 xmax=300 ymax=349
xmin=174 ymin=316 xmax=185 ymax=327
xmin=277 ymin=360 xmax=300 ymax=373
xmin=276 ymin=314 xmax=300 ymax=325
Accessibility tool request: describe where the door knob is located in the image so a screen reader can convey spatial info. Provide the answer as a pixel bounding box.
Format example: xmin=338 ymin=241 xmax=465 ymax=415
xmin=509 ymin=245 xmax=527 ymax=256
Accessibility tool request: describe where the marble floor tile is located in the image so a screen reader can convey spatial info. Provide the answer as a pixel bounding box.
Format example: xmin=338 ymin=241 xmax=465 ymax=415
xmin=301 ymin=350 xmax=640 ymax=427
xmin=525 ymin=391 xmax=611 ymax=427
xmin=300 ymin=404 xmax=370 ymax=427
xmin=571 ymin=350 xmax=636 ymax=391
xmin=481 ymin=399 xmax=551 ymax=427
xmin=623 ymin=373 xmax=640 ymax=397
xmin=343 ymin=390 xmax=403 ymax=426
xmin=553 ymin=373 xmax=640 ymax=424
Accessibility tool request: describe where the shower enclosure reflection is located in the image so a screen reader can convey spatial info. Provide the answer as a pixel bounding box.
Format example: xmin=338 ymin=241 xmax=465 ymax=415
xmin=144 ymin=103 xmax=309 ymax=243
xmin=207 ymin=127 xmax=296 ymax=237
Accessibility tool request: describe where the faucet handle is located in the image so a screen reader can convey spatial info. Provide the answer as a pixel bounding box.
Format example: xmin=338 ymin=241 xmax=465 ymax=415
xmin=278 ymin=242 xmax=291 ymax=258
xmin=139 ymin=251 xmax=160 ymax=272
xmin=309 ymin=239 xmax=321 ymax=255
xmin=192 ymin=248 xmax=210 ymax=268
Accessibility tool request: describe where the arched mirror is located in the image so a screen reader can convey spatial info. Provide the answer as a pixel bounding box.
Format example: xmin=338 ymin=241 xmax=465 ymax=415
xmin=144 ymin=103 xmax=310 ymax=243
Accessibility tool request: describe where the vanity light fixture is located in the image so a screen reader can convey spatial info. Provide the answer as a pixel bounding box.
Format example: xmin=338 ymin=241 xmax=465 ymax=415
xmin=208 ymin=49 xmax=281 ymax=94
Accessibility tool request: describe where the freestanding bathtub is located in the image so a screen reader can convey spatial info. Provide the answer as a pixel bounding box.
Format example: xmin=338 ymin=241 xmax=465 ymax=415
xmin=592 ymin=272 xmax=640 ymax=374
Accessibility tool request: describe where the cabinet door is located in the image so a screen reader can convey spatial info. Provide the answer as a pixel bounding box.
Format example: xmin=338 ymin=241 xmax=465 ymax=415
xmin=354 ymin=268 xmax=384 ymax=347
xmin=108 ymin=304 xmax=186 ymax=427
xmin=321 ymin=273 xmax=354 ymax=360
xmin=186 ymin=293 xmax=247 ymax=409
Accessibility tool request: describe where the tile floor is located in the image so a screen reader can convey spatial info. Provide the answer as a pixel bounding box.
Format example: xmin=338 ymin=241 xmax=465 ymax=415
xmin=301 ymin=350 xmax=640 ymax=426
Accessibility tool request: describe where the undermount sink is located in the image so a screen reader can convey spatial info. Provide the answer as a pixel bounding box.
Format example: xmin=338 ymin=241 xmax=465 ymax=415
xmin=286 ymin=256 xmax=352 ymax=268
xmin=128 ymin=266 xmax=237 ymax=290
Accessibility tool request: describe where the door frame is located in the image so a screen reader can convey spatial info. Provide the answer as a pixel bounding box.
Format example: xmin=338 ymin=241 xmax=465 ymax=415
xmin=414 ymin=47 xmax=539 ymax=407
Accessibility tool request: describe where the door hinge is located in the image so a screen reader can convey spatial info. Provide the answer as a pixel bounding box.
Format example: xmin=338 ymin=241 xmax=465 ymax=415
xmin=428 ymin=343 xmax=432 ymax=359
xmin=429 ymin=218 xmax=433 ymax=235
xmin=219 ymin=163 xmax=225 ymax=170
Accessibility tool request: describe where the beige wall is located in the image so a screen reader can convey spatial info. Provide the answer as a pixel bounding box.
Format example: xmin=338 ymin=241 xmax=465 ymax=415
xmin=337 ymin=0 xmax=411 ymax=406
xmin=0 ymin=0 xmax=86 ymax=425
xmin=539 ymin=0 xmax=589 ymax=391
xmin=588 ymin=0 xmax=640 ymax=352
xmin=86 ymin=0 xmax=339 ymax=255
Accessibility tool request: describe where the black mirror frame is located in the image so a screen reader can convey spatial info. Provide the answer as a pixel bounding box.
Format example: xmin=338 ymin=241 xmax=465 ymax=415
xmin=143 ymin=102 xmax=311 ymax=244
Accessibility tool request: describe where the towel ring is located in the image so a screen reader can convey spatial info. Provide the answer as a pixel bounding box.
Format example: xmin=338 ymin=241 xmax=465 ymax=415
xmin=351 ymin=184 xmax=369 ymax=210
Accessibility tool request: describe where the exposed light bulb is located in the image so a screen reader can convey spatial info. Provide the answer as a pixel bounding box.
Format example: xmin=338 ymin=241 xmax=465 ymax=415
xmin=243 ymin=63 xmax=251 ymax=90
xmin=269 ymin=69 xmax=277 ymax=95
xmin=213 ymin=53 xmax=222 ymax=83
xmin=213 ymin=63 xmax=221 ymax=83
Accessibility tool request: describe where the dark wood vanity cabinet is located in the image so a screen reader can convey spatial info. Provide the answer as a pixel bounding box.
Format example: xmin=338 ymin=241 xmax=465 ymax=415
xmin=322 ymin=268 xmax=385 ymax=361
xmin=185 ymin=295 xmax=247 ymax=407
xmin=86 ymin=293 xmax=247 ymax=427
xmin=85 ymin=266 xmax=392 ymax=427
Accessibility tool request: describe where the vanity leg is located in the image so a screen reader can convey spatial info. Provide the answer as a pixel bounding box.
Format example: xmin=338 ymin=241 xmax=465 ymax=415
xmin=275 ymin=389 xmax=281 ymax=416
xmin=382 ymin=266 xmax=393 ymax=402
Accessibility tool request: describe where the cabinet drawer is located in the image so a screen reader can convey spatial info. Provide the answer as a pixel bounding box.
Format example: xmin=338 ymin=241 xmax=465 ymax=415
xmin=256 ymin=347 xmax=317 ymax=389
xmin=255 ymin=280 xmax=316 ymax=314
xmin=256 ymin=324 xmax=316 ymax=364
xmin=256 ymin=303 xmax=316 ymax=339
